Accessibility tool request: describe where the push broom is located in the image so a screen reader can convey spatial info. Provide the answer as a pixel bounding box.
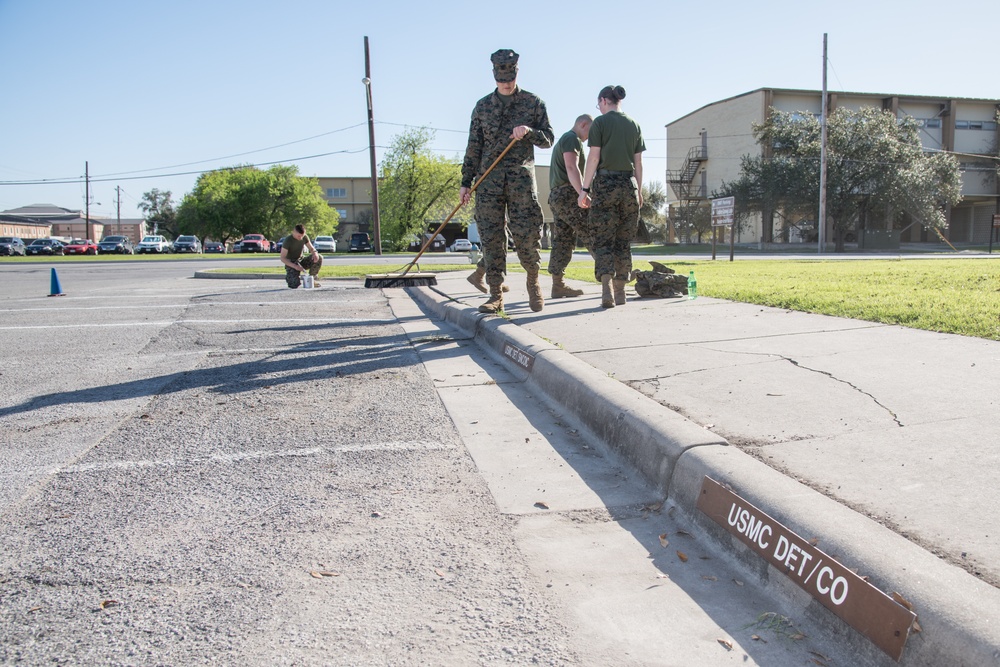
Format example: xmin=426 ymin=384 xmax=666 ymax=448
xmin=365 ymin=136 xmax=519 ymax=288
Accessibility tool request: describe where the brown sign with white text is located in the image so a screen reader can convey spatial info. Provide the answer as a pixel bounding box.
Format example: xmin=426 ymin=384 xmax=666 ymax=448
xmin=697 ymin=476 xmax=915 ymax=661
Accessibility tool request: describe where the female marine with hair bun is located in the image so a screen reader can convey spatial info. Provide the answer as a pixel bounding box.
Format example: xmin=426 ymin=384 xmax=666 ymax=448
xmin=578 ymin=85 xmax=646 ymax=308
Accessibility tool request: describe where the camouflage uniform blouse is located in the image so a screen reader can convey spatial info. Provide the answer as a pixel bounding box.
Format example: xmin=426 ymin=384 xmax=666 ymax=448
xmin=461 ymin=87 xmax=554 ymax=196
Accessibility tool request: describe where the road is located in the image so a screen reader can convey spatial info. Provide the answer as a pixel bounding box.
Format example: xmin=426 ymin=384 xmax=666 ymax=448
xmin=0 ymin=261 xmax=863 ymax=666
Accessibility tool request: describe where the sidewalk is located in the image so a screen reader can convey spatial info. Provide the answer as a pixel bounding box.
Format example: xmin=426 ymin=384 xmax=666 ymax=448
xmin=408 ymin=269 xmax=1000 ymax=666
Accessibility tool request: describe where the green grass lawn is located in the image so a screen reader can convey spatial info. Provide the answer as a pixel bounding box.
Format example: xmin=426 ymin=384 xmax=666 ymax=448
xmin=564 ymin=259 xmax=1000 ymax=341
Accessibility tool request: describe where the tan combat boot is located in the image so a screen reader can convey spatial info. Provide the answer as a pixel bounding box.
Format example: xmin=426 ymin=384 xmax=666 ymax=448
xmin=551 ymin=273 xmax=584 ymax=299
xmin=613 ymin=278 xmax=627 ymax=305
xmin=468 ymin=265 xmax=509 ymax=293
xmin=601 ymin=274 xmax=614 ymax=308
xmin=526 ymin=267 xmax=544 ymax=312
xmin=467 ymin=265 xmax=488 ymax=293
xmin=478 ymin=285 xmax=504 ymax=314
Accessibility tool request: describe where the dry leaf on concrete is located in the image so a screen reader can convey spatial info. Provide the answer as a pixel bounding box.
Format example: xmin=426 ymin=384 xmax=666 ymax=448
xmin=659 ymin=534 xmax=669 ymax=548
xmin=99 ymin=600 xmax=118 ymax=609
xmin=534 ymin=501 xmax=550 ymax=510
xmin=892 ymin=592 xmax=914 ymax=610
xmin=717 ymin=639 xmax=733 ymax=650
xmin=318 ymin=572 xmax=340 ymax=577
xmin=751 ymin=634 xmax=766 ymax=643
xmin=676 ymin=551 xmax=688 ymax=562
xmin=702 ymin=575 xmax=718 ymax=581
xmin=310 ymin=571 xmax=323 ymax=579
xmin=434 ymin=569 xmax=445 ymax=578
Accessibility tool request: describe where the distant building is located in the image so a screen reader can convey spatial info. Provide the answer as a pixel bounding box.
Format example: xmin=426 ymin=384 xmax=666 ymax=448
xmin=666 ymin=88 xmax=1000 ymax=246
xmin=0 ymin=204 xmax=146 ymax=243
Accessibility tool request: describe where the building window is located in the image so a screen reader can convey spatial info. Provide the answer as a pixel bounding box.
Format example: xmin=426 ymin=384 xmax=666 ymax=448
xmin=955 ymin=121 xmax=969 ymax=129
xmin=925 ymin=118 xmax=941 ymax=129
xmin=326 ymin=188 xmax=347 ymax=198
xmin=336 ymin=209 xmax=348 ymax=219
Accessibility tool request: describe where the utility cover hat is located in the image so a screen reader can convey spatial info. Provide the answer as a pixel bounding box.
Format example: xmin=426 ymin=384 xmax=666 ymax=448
xmin=491 ymin=49 xmax=519 ymax=82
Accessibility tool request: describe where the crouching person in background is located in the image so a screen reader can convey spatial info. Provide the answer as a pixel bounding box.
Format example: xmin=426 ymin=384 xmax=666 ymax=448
xmin=280 ymin=224 xmax=322 ymax=288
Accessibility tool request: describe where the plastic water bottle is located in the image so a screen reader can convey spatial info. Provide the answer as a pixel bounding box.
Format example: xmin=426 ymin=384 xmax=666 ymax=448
xmin=687 ymin=271 xmax=697 ymax=299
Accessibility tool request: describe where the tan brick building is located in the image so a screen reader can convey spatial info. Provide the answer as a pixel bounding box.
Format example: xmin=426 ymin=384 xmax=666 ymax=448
xmin=666 ymin=89 xmax=1000 ymax=246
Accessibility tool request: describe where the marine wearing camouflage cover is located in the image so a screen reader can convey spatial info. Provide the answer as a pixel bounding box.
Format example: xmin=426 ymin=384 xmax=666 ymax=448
xmin=461 ymin=80 xmax=554 ymax=287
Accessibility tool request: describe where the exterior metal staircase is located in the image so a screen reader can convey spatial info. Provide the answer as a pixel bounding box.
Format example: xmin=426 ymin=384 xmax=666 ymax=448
xmin=667 ymin=146 xmax=708 ymax=200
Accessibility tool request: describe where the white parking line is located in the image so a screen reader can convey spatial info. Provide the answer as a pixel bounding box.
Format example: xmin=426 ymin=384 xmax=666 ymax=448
xmin=55 ymin=441 xmax=451 ymax=474
xmin=0 ymin=318 xmax=394 ymax=330
xmin=57 ymin=447 xmax=324 ymax=474
xmin=0 ymin=299 xmax=383 ymax=313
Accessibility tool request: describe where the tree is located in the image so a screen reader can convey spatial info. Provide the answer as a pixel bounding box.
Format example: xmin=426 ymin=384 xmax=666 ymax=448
xmin=378 ymin=128 xmax=468 ymax=251
xmin=138 ymin=189 xmax=177 ymax=239
xmin=640 ymin=181 xmax=668 ymax=243
xmin=718 ymin=107 xmax=962 ymax=251
xmin=175 ymin=165 xmax=337 ymax=243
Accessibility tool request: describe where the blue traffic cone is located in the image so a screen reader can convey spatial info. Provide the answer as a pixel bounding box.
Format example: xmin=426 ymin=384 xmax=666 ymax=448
xmin=48 ymin=268 xmax=65 ymax=297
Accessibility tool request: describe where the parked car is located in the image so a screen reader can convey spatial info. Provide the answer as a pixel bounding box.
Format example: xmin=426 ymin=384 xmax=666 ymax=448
xmin=98 ymin=236 xmax=134 ymax=254
xmin=172 ymin=235 xmax=202 ymax=253
xmin=136 ymin=235 xmax=172 ymax=254
xmin=313 ymin=236 xmax=336 ymax=253
xmin=63 ymin=238 xmax=98 ymax=255
xmin=26 ymin=238 xmax=65 ymax=256
xmin=0 ymin=236 xmax=26 ymax=256
xmin=447 ymin=238 xmax=474 ymax=253
xmin=349 ymin=232 xmax=372 ymax=253
xmin=204 ymin=241 xmax=226 ymax=254
xmin=237 ymin=234 xmax=271 ymax=253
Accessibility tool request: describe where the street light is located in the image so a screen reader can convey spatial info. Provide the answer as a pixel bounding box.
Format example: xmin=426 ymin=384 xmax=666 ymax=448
xmin=363 ymin=36 xmax=382 ymax=255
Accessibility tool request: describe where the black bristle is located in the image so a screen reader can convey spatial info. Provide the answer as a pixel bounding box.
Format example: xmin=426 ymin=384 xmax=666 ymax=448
xmin=364 ymin=273 xmax=438 ymax=288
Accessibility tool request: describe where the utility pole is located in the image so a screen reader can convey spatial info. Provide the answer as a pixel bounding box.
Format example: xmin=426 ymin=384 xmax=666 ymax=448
xmin=363 ymin=36 xmax=382 ymax=255
xmin=818 ymin=34 xmax=828 ymax=254
xmin=116 ymin=186 xmax=122 ymax=235
xmin=85 ymin=161 xmax=90 ymax=242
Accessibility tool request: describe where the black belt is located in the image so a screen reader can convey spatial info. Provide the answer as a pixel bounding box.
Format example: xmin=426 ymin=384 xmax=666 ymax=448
xmin=597 ymin=169 xmax=633 ymax=176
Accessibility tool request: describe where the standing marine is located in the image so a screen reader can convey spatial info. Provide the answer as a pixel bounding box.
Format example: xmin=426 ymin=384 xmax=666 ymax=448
xmin=547 ymin=114 xmax=593 ymax=298
xmin=461 ymin=49 xmax=554 ymax=313
xmin=578 ymin=85 xmax=645 ymax=309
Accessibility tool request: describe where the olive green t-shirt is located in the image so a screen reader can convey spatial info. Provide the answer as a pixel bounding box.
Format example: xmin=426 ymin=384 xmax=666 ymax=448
xmin=588 ymin=111 xmax=645 ymax=172
xmin=282 ymin=234 xmax=311 ymax=262
xmin=549 ymin=130 xmax=585 ymax=189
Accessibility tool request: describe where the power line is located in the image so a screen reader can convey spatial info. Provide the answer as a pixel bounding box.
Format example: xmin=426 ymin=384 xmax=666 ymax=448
xmin=0 ymin=148 xmax=371 ymax=187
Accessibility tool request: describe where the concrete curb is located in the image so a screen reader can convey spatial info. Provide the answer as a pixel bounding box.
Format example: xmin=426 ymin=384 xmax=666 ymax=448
xmin=193 ymin=271 xmax=284 ymax=280
xmin=408 ymin=285 xmax=1000 ymax=667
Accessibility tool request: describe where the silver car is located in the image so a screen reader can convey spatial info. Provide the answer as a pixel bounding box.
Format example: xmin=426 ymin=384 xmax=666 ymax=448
xmin=313 ymin=236 xmax=337 ymax=253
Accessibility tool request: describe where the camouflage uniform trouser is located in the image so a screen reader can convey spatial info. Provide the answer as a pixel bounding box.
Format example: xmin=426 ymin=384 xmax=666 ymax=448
xmin=285 ymin=253 xmax=323 ymax=288
xmin=475 ymin=185 xmax=543 ymax=288
xmin=547 ymin=183 xmax=590 ymax=276
xmin=584 ymin=172 xmax=639 ymax=281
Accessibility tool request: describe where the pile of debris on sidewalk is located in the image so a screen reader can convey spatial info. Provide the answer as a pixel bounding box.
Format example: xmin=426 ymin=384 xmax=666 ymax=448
xmin=630 ymin=261 xmax=689 ymax=298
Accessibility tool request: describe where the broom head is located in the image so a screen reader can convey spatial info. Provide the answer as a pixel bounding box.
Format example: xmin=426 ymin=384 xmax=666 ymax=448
xmin=365 ymin=272 xmax=438 ymax=288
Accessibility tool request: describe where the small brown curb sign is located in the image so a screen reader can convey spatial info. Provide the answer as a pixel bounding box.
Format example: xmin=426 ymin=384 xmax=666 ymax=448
xmin=502 ymin=342 xmax=534 ymax=372
xmin=697 ymin=476 xmax=916 ymax=661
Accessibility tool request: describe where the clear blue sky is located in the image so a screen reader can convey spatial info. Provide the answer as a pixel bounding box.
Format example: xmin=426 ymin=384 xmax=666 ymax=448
xmin=1 ymin=0 xmax=996 ymax=218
